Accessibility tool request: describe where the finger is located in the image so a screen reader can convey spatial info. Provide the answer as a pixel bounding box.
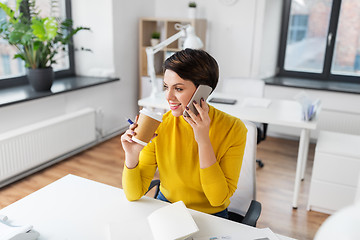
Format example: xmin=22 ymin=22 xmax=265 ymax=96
xmin=124 ymin=129 xmax=136 ymax=139
xmin=130 ymin=115 xmax=140 ymax=130
xmin=201 ymin=98 xmax=209 ymax=112
xmin=130 ymin=123 xmax=138 ymax=131
xmin=196 ymin=98 xmax=208 ymax=120
xmin=185 ymin=106 xmax=198 ymax=123
xmin=192 ymin=100 xmax=205 ymax=117
xmin=121 ymin=132 xmax=134 ymax=143
xmin=183 ymin=114 xmax=196 ymax=127
xmin=151 ymin=133 xmax=158 ymax=141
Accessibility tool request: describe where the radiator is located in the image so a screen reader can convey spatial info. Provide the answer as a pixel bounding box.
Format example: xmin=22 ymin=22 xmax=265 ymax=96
xmin=0 ymin=108 xmax=96 ymax=184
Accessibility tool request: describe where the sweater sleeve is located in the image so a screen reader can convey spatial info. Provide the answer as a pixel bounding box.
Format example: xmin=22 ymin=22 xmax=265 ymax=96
xmin=122 ymin=142 xmax=157 ymax=201
xmin=200 ymin=121 xmax=247 ymax=206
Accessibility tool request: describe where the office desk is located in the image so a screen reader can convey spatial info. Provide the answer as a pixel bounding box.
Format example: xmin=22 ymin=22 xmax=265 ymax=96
xmin=138 ymin=92 xmax=318 ymax=209
xmin=0 ymin=175 xmax=294 ymax=240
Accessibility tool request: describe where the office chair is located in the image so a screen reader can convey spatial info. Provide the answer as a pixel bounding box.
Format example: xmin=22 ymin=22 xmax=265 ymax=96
xmin=146 ymin=121 xmax=261 ymax=227
xmin=227 ymin=121 xmax=261 ymax=226
xmin=219 ymin=77 xmax=267 ymax=168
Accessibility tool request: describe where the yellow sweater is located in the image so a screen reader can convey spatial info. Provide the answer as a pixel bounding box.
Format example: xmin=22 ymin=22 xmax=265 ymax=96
xmin=122 ymin=105 xmax=247 ymax=214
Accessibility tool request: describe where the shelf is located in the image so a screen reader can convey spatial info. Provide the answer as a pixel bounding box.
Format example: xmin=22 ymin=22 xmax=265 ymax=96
xmin=138 ymin=18 xmax=207 ymax=98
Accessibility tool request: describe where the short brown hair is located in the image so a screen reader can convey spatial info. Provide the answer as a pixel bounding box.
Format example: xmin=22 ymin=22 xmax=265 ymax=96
xmin=163 ymin=49 xmax=219 ymax=91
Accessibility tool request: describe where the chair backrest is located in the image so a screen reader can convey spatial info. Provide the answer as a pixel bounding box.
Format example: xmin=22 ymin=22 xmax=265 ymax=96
xmin=228 ymin=121 xmax=257 ymax=216
xmin=219 ymin=77 xmax=265 ymax=98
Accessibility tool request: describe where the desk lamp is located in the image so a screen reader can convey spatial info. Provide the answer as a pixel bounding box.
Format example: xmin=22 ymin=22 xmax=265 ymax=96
xmin=146 ymin=24 xmax=203 ymax=98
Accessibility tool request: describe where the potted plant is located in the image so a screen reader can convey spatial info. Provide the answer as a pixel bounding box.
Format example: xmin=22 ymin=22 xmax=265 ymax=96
xmin=188 ymin=2 xmax=197 ymax=19
xmin=0 ymin=0 xmax=90 ymax=91
xmin=151 ymin=31 xmax=160 ymax=47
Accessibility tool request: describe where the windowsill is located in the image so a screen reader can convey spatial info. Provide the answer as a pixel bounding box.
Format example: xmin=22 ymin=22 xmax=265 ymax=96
xmin=0 ymin=76 xmax=120 ymax=107
xmin=264 ymin=76 xmax=360 ymax=94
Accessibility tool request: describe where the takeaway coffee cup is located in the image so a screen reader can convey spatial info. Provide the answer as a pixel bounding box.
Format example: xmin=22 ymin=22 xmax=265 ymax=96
xmin=132 ymin=108 xmax=162 ymax=146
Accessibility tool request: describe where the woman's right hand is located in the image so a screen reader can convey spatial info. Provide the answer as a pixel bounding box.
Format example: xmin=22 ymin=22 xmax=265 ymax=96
xmin=120 ymin=116 xmax=144 ymax=168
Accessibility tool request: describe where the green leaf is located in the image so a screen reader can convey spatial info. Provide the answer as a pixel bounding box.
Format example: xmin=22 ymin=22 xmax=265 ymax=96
xmin=31 ymin=17 xmax=58 ymax=41
xmin=60 ymin=19 xmax=72 ymax=29
xmin=33 ymin=41 xmax=42 ymax=51
xmin=21 ymin=30 xmax=33 ymax=44
xmin=44 ymin=17 xmax=58 ymax=40
xmin=0 ymin=2 xmax=14 ymax=18
xmin=8 ymin=22 xmax=30 ymax=44
xmin=31 ymin=18 xmax=46 ymax=41
xmin=63 ymin=26 xmax=90 ymax=44
xmin=14 ymin=53 xmax=25 ymax=61
xmin=8 ymin=22 xmax=28 ymax=43
xmin=0 ymin=2 xmax=17 ymax=24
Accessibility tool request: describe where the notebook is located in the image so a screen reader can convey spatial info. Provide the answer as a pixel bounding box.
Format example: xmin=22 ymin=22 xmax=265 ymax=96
xmin=148 ymin=201 xmax=199 ymax=240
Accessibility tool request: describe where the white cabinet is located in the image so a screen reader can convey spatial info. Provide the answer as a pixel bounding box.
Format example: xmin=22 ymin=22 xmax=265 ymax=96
xmin=308 ymin=131 xmax=360 ymax=214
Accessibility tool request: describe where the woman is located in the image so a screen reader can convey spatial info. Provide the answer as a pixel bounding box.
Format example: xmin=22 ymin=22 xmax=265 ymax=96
xmin=121 ymin=49 xmax=247 ymax=218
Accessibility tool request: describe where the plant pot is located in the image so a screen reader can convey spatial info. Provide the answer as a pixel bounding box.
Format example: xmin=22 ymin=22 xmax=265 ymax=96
xmin=27 ymin=67 xmax=54 ymax=92
xmin=188 ymin=7 xmax=196 ymax=19
xmin=151 ymin=38 xmax=160 ymax=47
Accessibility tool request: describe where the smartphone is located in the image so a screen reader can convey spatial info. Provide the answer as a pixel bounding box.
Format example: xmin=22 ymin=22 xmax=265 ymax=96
xmin=183 ymin=85 xmax=213 ymax=117
xmin=209 ymin=97 xmax=237 ymax=105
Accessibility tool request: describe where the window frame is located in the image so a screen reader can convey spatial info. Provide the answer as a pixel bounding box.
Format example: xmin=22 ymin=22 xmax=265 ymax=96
xmin=277 ymin=0 xmax=360 ymax=84
xmin=0 ymin=0 xmax=75 ymax=89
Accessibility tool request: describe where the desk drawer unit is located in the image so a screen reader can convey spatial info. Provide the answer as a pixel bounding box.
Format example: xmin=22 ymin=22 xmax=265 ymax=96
xmin=307 ymin=131 xmax=360 ymax=214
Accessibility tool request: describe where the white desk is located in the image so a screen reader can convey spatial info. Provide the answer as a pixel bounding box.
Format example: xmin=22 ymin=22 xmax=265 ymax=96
xmin=0 ymin=175 xmax=294 ymax=240
xmin=138 ymin=92 xmax=318 ymax=208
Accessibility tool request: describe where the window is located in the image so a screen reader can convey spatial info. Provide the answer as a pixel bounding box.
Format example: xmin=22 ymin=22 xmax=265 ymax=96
xmin=0 ymin=0 xmax=74 ymax=88
xmin=1 ymin=54 xmax=11 ymax=75
xmin=288 ymin=15 xmax=308 ymax=44
xmin=278 ymin=0 xmax=360 ymax=83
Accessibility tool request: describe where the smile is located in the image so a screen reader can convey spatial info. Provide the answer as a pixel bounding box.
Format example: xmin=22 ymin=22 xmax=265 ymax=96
xmin=169 ymin=103 xmax=181 ymax=110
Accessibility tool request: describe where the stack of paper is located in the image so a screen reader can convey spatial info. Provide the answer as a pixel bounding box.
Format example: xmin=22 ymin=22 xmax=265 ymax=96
xmin=294 ymin=91 xmax=321 ymax=121
xmin=148 ymin=201 xmax=199 ymax=240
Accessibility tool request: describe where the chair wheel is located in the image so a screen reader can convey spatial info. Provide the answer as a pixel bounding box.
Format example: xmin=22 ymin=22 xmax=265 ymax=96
xmin=256 ymin=159 xmax=264 ymax=168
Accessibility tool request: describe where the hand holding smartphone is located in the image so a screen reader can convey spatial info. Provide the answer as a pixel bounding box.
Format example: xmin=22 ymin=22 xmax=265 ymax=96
xmin=183 ymin=85 xmax=213 ymax=117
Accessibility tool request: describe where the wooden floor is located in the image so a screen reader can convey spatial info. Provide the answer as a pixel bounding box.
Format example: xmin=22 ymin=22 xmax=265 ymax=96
xmin=0 ymin=135 xmax=329 ymax=239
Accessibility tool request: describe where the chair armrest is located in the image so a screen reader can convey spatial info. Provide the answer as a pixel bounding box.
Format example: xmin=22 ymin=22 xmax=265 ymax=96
xmin=242 ymin=200 xmax=262 ymax=227
xmin=146 ymin=179 xmax=160 ymax=198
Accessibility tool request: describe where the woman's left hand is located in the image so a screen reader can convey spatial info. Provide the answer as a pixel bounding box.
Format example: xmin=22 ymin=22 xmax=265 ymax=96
xmin=183 ymin=98 xmax=211 ymax=145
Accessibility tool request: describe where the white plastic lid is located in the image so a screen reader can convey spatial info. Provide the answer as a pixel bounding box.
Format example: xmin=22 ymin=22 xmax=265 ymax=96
xmin=131 ymin=137 xmax=148 ymax=146
xmin=139 ymin=108 xmax=163 ymax=122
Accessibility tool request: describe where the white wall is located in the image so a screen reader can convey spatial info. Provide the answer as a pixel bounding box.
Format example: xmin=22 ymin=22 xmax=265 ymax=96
xmin=256 ymin=0 xmax=283 ymax=79
xmin=153 ymin=0 xmax=283 ymax=81
xmin=72 ymin=0 xmax=115 ymax=77
xmin=112 ymin=0 xmax=155 ymax=105
xmin=155 ymin=0 xmax=259 ymax=80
